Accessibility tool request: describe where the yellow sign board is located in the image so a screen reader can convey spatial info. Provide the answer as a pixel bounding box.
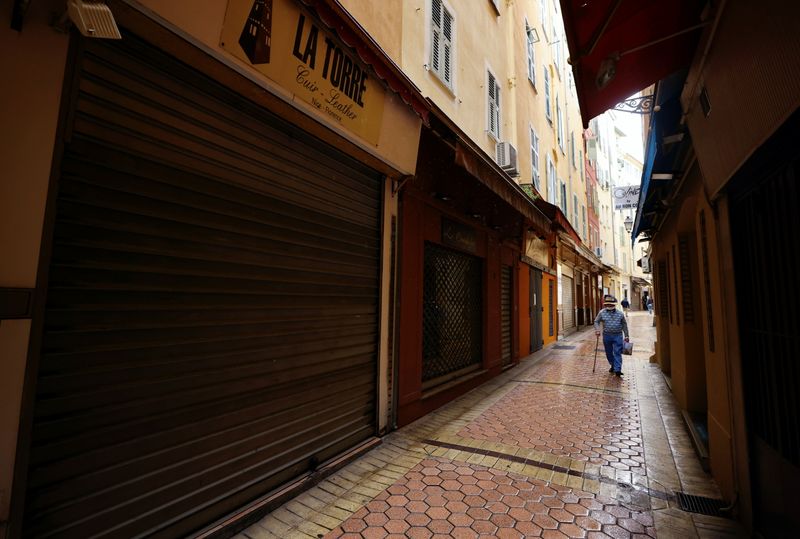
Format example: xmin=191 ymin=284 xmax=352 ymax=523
xmin=221 ymin=0 xmax=385 ymax=144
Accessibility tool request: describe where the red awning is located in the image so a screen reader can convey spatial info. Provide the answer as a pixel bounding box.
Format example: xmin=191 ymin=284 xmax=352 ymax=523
xmin=560 ymin=0 xmax=706 ymax=126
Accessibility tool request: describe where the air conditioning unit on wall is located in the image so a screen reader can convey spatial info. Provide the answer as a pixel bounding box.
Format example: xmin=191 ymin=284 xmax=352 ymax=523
xmin=496 ymin=142 xmax=519 ymax=176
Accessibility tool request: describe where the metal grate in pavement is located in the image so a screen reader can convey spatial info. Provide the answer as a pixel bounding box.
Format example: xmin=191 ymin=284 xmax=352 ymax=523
xmin=676 ymin=492 xmax=728 ymax=517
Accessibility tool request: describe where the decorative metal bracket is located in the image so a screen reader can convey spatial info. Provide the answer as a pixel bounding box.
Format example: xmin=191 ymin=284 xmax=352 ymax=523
xmin=613 ymin=94 xmax=656 ymax=115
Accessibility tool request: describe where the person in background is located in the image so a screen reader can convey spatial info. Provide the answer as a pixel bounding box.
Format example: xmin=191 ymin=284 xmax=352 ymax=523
xmin=594 ymin=295 xmax=630 ymax=377
xmin=621 ymin=297 xmax=630 ymax=313
xmin=647 ymin=296 xmax=654 ymax=315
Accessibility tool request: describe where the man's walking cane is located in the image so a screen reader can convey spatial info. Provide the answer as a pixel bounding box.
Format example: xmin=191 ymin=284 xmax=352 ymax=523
xmin=592 ymin=334 xmax=599 ymax=373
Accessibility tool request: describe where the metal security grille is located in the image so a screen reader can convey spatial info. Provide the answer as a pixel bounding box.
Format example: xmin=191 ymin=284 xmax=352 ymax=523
xmin=732 ymin=158 xmax=800 ymax=467
xmin=422 ymin=243 xmax=483 ymax=382
xmin=500 ymin=266 xmax=512 ymax=366
xmin=672 ymin=244 xmax=680 ymax=325
xmin=548 ymin=279 xmax=554 ymax=336
xmin=729 ymin=112 xmax=800 ymax=536
xmin=678 ymin=235 xmax=694 ymax=323
xmin=699 ymin=211 xmax=715 ymax=352
xmin=562 ymin=275 xmax=575 ymax=329
xmin=657 ymin=260 xmax=669 ymax=318
xmin=24 ymin=34 xmax=380 ymax=539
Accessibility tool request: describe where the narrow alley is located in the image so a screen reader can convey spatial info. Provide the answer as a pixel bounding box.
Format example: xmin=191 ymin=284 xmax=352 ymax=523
xmin=4 ymin=1 xmax=798 ymax=537
xmin=238 ymin=313 xmax=743 ymax=539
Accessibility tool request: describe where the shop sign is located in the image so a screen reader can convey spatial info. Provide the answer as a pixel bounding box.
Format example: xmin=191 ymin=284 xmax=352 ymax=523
xmin=613 ymin=184 xmax=640 ymax=210
xmin=442 ymin=218 xmax=477 ymax=254
xmin=641 ymin=255 xmax=652 ymax=273
xmin=221 ymin=0 xmax=385 ymax=144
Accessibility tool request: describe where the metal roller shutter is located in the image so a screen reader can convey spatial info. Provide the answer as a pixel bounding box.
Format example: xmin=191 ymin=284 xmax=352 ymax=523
xmin=500 ymin=265 xmax=512 ymax=365
xmin=562 ymin=275 xmax=575 ymax=330
xmin=25 ymin=33 xmax=381 ymax=538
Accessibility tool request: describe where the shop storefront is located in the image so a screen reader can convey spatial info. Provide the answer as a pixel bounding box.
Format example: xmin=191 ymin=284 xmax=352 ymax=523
xmin=395 ymin=118 xmax=550 ymax=426
xmin=3 ymin=0 xmax=427 ymax=536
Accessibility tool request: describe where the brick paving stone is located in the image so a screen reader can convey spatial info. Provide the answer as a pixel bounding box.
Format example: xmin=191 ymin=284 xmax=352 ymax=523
xmin=326 ymin=457 xmax=657 ymax=539
xmin=602 ymin=524 xmax=631 ymax=539
xmin=559 ymin=522 xmax=587 ymax=538
xmin=258 ymin=315 xmax=746 ymax=539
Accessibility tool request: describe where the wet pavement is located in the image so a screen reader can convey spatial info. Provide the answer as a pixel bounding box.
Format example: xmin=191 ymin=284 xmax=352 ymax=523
xmin=238 ymin=312 xmax=744 ymax=539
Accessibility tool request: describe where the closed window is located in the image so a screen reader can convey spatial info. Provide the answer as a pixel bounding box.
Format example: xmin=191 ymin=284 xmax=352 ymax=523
xmin=544 ymin=68 xmax=551 ymax=123
xmin=487 ymin=70 xmax=501 ymax=140
xmin=526 ymin=21 xmax=536 ymax=86
xmin=582 ymin=206 xmax=587 ymax=239
xmin=573 ymin=194 xmax=579 ymax=226
xmin=530 ymin=126 xmax=540 ymax=189
xmin=556 ymin=97 xmax=563 ymax=151
xmin=570 ymin=131 xmax=576 ymax=168
xmin=539 ymin=0 xmax=548 ymax=41
xmin=560 ymin=181 xmax=568 ymax=214
xmin=431 ymin=0 xmax=454 ymax=88
xmin=547 ymin=155 xmax=556 ymax=204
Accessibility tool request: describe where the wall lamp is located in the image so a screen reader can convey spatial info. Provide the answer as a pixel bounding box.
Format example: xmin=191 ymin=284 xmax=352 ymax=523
xmin=623 ymin=215 xmax=634 ymax=233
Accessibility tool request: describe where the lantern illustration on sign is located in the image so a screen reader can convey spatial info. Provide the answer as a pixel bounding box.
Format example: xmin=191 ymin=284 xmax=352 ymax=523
xmin=239 ymin=0 xmax=273 ymax=64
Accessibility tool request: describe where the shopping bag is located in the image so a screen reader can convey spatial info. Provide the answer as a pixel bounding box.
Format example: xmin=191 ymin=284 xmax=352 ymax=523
xmin=622 ymin=341 xmax=633 ymax=355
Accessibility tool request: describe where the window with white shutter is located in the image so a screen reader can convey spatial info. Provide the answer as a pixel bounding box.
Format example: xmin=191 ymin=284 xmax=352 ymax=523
xmin=582 ymin=206 xmax=587 ymax=239
xmin=573 ymin=194 xmax=579 ymax=225
xmin=547 ymin=155 xmax=556 ymax=204
xmin=570 ymin=132 xmax=576 ymax=168
xmin=556 ymin=97 xmax=563 ymax=151
xmin=431 ymin=0 xmax=454 ymax=88
xmin=544 ymin=68 xmax=551 ymax=123
xmin=526 ymin=21 xmax=536 ymax=86
xmin=530 ymin=126 xmax=540 ymax=189
xmin=560 ymin=181 xmax=568 ymax=214
xmin=487 ymin=70 xmax=501 ymax=140
xmin=540 ymin=0 xmax=548 ymax=41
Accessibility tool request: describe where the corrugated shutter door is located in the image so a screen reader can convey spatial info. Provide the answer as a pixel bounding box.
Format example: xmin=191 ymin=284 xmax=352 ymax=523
xmin=562 ymin=275 xmax=575 ymax=329
xmin=25 ymin=34 xmax=381 ymax=538
xmin=500 ymin=266 xmax=512 ymax=365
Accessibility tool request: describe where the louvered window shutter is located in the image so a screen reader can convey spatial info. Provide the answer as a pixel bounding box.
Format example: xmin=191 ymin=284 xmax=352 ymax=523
xmin=488 ymin=73 xmax=500 ymax=138
xmin=488 ymin=73 xmax=496 ymax=135
xmin=442 ymin=9 xmax=453 ymax=84
xmin=431 ymin=0 xmax=441 ymax=73
xmin=526 ymin=25 xmax=535 ymax=83
xmin=431 ymin=0 xmax=453 ymax=87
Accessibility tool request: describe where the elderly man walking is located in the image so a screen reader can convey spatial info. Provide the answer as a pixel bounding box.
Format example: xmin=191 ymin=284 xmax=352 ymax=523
xmin=594 ymin=295 xmax=630 ymax=376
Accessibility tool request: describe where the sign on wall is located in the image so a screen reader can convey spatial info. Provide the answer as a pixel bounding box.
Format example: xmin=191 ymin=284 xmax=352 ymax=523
xmin=221 ymin=0 xmax=385 ymax=144
xmin=613 ymin=184 xmax=640 ymax=210
xmin=442 ymin=218 xmax=478 ymax=254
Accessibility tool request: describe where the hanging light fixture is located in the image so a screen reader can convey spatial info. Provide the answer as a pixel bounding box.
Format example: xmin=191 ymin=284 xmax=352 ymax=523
xmin=623 ymin=215 xmax=634 ymax=232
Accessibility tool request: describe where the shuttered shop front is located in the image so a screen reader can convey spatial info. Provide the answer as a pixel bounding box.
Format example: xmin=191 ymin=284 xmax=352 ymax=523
xmin=562 ymin=275 xmax=575 ymax=330
xmin=25 ymin=34 xmax=382 ymax=538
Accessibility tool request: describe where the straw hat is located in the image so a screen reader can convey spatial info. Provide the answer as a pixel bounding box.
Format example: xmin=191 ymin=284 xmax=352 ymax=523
xmin=603 ymin=295 xmax=618 ymax=305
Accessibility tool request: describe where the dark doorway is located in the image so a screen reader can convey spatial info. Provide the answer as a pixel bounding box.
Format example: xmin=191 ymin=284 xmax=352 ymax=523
xmin=422 ymin=242 xmax=483 ymax=386
xmin=729 ymin=110 xmax=800 ymax=538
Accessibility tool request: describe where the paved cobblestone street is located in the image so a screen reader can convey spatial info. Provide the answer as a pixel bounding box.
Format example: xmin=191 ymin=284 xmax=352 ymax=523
xmin=239 ymin=313 xmax=745 ymax=539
